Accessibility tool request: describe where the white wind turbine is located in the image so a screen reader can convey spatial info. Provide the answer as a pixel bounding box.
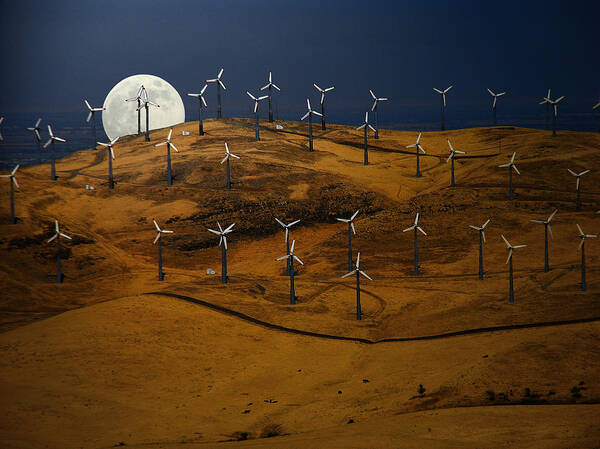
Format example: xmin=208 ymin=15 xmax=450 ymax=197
xmin=336 ymin=209 xmax=360 ymax=272
xmin=97 ymin=137 xmax=119 ymax=189
xmin=341 ymin=252 xmax=373 ymax=321
xmin=275 ymin=218 xmax=301 ymax=276
xmin=137 ymin=88 xmax=160 ymax=142
xmin=260 ymin=71 xmax=281 ymax=123
xmin=531 ymin=209 xmax=558 ymax=272
xmin=83 ymin=99 xmax=105 ymax=149
xmin=187 ymin=84 xmax=208 ymax=135
xmin=497 ymin=152 xmax=520 ymax=200
xmin=153 ymin=219 xmax=174 ymax=281
xmin=1 ymin=164 xmax=19 ymax=224
xmin=47 ymin=220 xmax=72 ymax=284
xmin=246 ymin=91 xmax=269 ymax=141
xmin=313 ymin=83 xmax=335 ymax=130
xmin=276 ymin=239 xmax=304 ymax=304
xmin=220 ymin=142 xmax=240 ymax=190
xmin=469 ymin=218 xmax=490 ymax=280
xmin=487 ymin=88 xmax=506 ymax=126
xmin=125 ymin=85 xmax=145 ymax=135
xmin=403 ymin=213 xmax=427 ymax=276
xmin=357 ymin=112 xmax=376 ymax=165
xmin=155 ymin=129 xmax=179 ymax=186
xmin=206 ymin=67 xmax=226 ymax=119
xmin=433 ymin=85 xmax=453 ymax=130
xmin=576 ymin=223 xmax=596 ymax=292
xmin=406 ymin=132 xmax=426 ymax=178
xmin=27 ymin=118 xmax=42 ymax=152
xmin=501 ymin=235 xmax=527 ymax=303
xmin=207 ymin=221 xmax=235 ymax=284
xmin=446 ymin=139 xmax=466 ymax=187
xmin=567 ymin=168 xmax=590 ymax=211
xmin=300 ymin=98 xmax=322 ymax=152
xmin=43 ymin=124 xmax=67 ymax=181
xmin=369 ymin=89 xmax=388 ymax=139
xmin=540 ymin=91 xmax=565 ymax=137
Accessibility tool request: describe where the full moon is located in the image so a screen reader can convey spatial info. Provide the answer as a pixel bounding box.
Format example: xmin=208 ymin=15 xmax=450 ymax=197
xmin=102 ymin=74 xmax=185 ymax=140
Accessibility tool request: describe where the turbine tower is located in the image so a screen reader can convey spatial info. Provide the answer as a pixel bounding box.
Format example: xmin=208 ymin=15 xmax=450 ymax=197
xmin=341 ymin=252 xmax=372 ymax=321
xmin=487 ymin=89 xmax=506 ymax=126
xmin=497 ymin=152 xmax=520 ymax=200
xmin=369 ymin=89 xmax=388 ymax=139
xmin=187 ymin=84 xmax=208 ymax=136
xmin=469 ymin=219 xmax=490 ymax=280
xmin=206 ymin=67 xmax=226 ymax=119
xmin=433 ymin=85 xmax=453 ymax=131
xmin=275 ymin=217 xmax=300 ymax=276
xmin=277 ymin=239 xmax=304 ymax=304
xmin=446 ymin=139 xmax=465 ymax=187
xmin=406 ymin=133 xmax=426 ymax=178
xmin=501 ymin=235 xmax=527 ymax=303
xmin=27 ymin=118 xmax=42 ymax=153
xmin=357 ymin=112 xmax=376 ymax=165
xmin=47 ymin=220 xmax=72 ymax=284
xmin=97 ymin=137 xmax=119 ymax=189
xmin=300 ymin=98 xmax=322 ymax=152
xmin=567 ymin=169 xmax=590 ymax=211
xmin=83 ymin=99 xmax=105 ymax=149
xmin=313 ymin=83 xmax=335 ymax=130
xmin=336 ymin=209 xmax=360 ymax=272
xmin=155 ymin=129 xmax=179 ymax=186
xmin=246 ymin=91 xmax=268 ymax=141
xmin=593 ymin=100 xmax=600 ymax=133
xmin=577 ymin=224 xmax=596 ymax=291
xmin=125 ymin=85 xmax=145 ymax=135
xmin=531 ymin=210 xmax=557 ymax=272
xmin=42 ymin=125 xmax=67 ymax=181
xmin=153 ymin=219 xmax=174 ymax=281
xmin=207 ymin=221 xmax=235 ymax=284
xmin=220 ymin=142 xmax=240 ymax=190
xmin=260 ymin=71 xmax=281 ymax=123
xmin=137 ymin=88 xmax=160 ymax=142
xmin=403 ymin=213 xmax=427 ymax=276
xmin=1 ymin=165 xmax=19 ymax=224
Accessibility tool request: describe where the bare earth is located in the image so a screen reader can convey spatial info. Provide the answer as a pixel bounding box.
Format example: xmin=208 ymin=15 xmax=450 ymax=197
xmin=0 ymin=119 xmax=599 ymax=448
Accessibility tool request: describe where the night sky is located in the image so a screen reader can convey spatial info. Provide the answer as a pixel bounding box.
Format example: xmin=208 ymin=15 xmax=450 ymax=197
xmin=1 ymin=0 xmax=599 ymax=127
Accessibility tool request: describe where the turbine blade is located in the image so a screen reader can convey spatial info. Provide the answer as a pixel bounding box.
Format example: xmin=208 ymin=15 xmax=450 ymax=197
xmin=341 ymin=270 xmax=357 ymax=278
xmin=153 ymin=232 xmax=161 ymax=244
xmin=548 ymin=209 xmax=558 ymax=222
xmin=548 ymin=224 xmax=553 ymax=239
xmin=506 ymin=248 xmax=513 ymax=264
xmin=86 ymin=111 xmax=93 ymax=123
xmin=207 ymin=228 xmax=220 ymax=236
xmin=288 ymin=219 xmax=300 ymax=227
xmin=359 ymin=270 xmax=372 ymax=281
xmin=351 ymin=222 xmax=356 ymax=235
xmin=47 ymin=234 xmax=57 ymax=243
xmin=153 ymin=220 xmax=161 ymax=231
xmin=59 ymin=232 xmax=72 ymax=240
xmin=482 ymin=231 xmax=486 ymax=243
xmin=168 ymin=129 xmax=172 ymax=141
xmin=576 ymin=223 xmax=584 ymax=236
xmin=417 ymin=226 xmax=427 ymax=236
xmin=293 ymin=255 xmax=304 ymax=266
xmin=501 ymin=234 xmax=510 ymax=247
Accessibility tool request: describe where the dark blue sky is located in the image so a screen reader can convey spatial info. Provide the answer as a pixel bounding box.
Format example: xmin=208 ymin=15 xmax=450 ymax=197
xmin=1 ymin=0 xmax=599 ymax=127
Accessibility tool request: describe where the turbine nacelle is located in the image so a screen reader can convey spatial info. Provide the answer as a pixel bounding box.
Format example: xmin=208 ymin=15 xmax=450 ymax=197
xmin=446 ymin=139 xmax=466 ymax=162
xmin=313 ymin=83 xmax=335 ymax=104
xmin=47 ymin=220 xmax=72 ymax=243
xmin=501 ymin=234 xmax=527 ymax=264
xmin=403 ymin=212 xmax=427 ymax=235
xmin=207 ymin=221 xmax=235 ymax=250
xmin=531 ymin=210 xmax=558 ymax=238
xmin=300 ymin=98 xmax=323 ymax=120
xmin=468 ymin=218 xmax=491 ymax=243
xmin=153 ymin=219 xmax=174 ymax=244
xmin=341 ymin=252 xmax=372 ymax=280
xmin=97 ymin=136 xmax=120 ymax=159
xmin=0 ymin=164 xmax=20 ymax=188
xmin=42 ymin=124 xmax=66 ymax=149
xmin=498 ymin=152 xmax=520 ymax=174
xmin=260 ymin=71 xmax=281 ymax=92
xmin=220 ymin=142 xmax=240 ymax=164
xmin=336 ymin=209 xmax=360 ymax=235
xmin=155 ymin=129 xmax=179 ymax=152
xmin=576 ymin=223 xmax=597 ymax=250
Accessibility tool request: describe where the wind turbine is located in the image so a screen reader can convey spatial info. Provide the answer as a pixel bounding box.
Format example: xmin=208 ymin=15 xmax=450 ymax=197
xmin=341 ymin=252 xmax=372 ymax=321
xmin=433 ymin=85 xmax=453 ymax=131
xmin=1 ymin=165 xmax=19 ymax=224
xmin=155 ymin=129 xmax=179 ymax=186
xmin=446 ymin=139 xmax=465 ymax=187
xmin=369 ymin=89 xmax=388 ymax=139
xmin=501 ymin=235 xmax=527 ymax=303
xmin=97 ymin=137 xmax=119 ymax=189
xmin=593 ymin=100 xmax=600 ymax=133
xmin=207 ymin=221 xmax=235 ymax=284
xmin=220 ymin=142 xmax=240 ymax=190
xmin=27 ymin=118 xmax=42 ymax=153
xmin=187 ymin=84 xmax=208 ymax=135
xmin=336 ymin=210 xmax=360 ymax=272
xmin=300 ymin=98 xmax=322 ymax=152
xmin=137 ymin=88 xmax=160 ymax=142
xmin=531 ymin=210 xmax=558 ymax=272
xmin=487 ymin=89 xmax=506 ymax=126
xmin=406 ymin=133 xmax=426 ymax=178
xmin=47 ymin=220 xmax=72 ymax=284
xmin=153 ymin=219 xmax=174 ymax=281
xmin=567 ymin=169 xmax=590 ymax=211
xmin=469 ymin=219 xmax=490 ymax=280
xmin=576 ymin=224 xmax=596 ymax=291
xmin=497 ymin=152 xmax=520 ymax=200
xmin=206 ymin=67 xmax=226 ymax=119
xmin=275 ymin=217 xmax=300 ymax=276
xmin=277 ymin=239 xmax=304 ymax=304
xmin=246 ymin=91 xmax=268 ymax=141
xmin=42 ymin=124 xmax=67 ymax=181
xmin=83 ymin=99 xmax=105 ymax=149
xmin=260 ymin=71 xmax=281 ymax=123
xmin=125 ymin=85 xmax=145 ymax=135
xmin=357 ymin=112 xmax=376 ymax=165
xmin=313 ymin=83 xmax=335 ymax=130
xmin=403 ymin=213 xmax=427 ymax=276
xmin=539 ymin=88 xmax=551 ymax=130
xmin=540 ymin=92 xmax=565 ymax=137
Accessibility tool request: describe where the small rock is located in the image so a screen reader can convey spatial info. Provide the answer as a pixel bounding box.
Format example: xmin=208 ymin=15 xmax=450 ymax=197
xmin=347 ymin=419 xmax=354 ymax=424
xmin=242 ymin=410 xmax=251 ymax=414
xmin=362 ymin=379 xmax=369 ymax=383
xmin=338 ymin=390 xmax=342 ymax=395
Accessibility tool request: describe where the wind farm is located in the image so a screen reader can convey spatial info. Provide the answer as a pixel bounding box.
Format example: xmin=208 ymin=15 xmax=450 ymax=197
xmin=1 ymin=2 xmax=599 ymax=448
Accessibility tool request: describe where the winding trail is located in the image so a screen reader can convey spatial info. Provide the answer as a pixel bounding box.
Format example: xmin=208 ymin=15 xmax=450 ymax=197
xmin=147 ymin=291 xmax=600 ymax=345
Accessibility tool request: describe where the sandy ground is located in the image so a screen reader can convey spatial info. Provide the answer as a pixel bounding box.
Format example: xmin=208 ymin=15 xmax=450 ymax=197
xmin=0 ymin=119 xmax=599 ymax=447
